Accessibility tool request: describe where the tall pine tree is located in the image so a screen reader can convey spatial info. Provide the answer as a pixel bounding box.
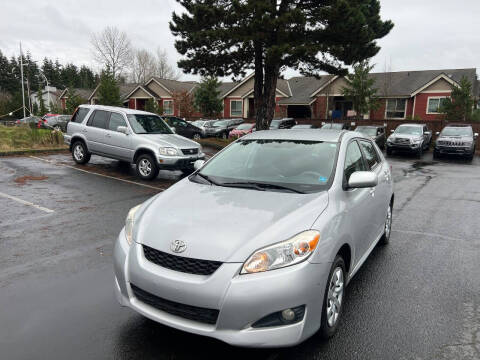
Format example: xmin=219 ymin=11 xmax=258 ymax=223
xmin=97 ymin=67 xmax=122 ymax=106
xmin=170 ymin=0 xmax=393 ymax=129
xmin=194 ymin=77 xmax=223 ymax=118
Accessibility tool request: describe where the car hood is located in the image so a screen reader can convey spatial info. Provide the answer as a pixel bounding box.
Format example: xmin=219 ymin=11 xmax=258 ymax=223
xmin=390 ymin=133 xmax=422 ymax=141
xmin=134 ymin=179 xmax=329 ymax=262
xmin=138 ymin=134 xmax=200 ymax=149
xmin=437 ymin=135 xmax=472 ymax=142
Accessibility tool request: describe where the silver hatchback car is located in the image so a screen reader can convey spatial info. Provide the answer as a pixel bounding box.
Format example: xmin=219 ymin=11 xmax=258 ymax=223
xmin=64 ymin=105 xmax=204 ymax=180
xmin=114 ymin=129 xmax=394 ymax=347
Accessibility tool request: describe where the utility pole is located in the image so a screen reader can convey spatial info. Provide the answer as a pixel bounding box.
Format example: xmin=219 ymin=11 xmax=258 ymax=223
xmin=19 ymin=42 xmax=26 ymax=118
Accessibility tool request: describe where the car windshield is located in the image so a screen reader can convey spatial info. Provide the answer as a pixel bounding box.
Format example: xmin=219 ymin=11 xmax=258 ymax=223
xmin=213 ymin=121 xmax=227 ymax=127
xmin=197 ymin=139 xmax=338 ymax=193
xmin=270 ymin=120 xmax=282 ymax=128
xmin=192 ymin=121 xmax=205 ymax=126
xmin=395 ymin=126 xmax=422 ymax=135
xmin=441 ymin=127 xmax=473 ymax=137
xmin=235 ymin=124 xmax=252 ymax=130
xmin=322 ymin=123 xmax=343 ymax=129
xmin=356 ymin=127 xmax=377 ymax=136
xmin=293 ymin=125 xmax=311 ymax=129
xmin=127 ymin=114 xmax=173 ymax=134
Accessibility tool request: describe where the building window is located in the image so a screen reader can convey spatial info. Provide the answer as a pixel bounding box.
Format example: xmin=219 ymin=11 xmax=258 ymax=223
xmin=385 ymin=99 xmax=406 ymax=119
xmin=163 ymin=100 xmax=173 ymax=115
xmin=427 ymin=97 xmax=448 ymax=114
xmin=230 ymin=100 xmax=243 ymax=117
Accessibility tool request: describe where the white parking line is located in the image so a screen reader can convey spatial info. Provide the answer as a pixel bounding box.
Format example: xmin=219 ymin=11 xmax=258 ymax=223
xmin=0 ymin=191 xmax=54 ymax=213
xmin=29 ymin=156 xmax=165 ymax=191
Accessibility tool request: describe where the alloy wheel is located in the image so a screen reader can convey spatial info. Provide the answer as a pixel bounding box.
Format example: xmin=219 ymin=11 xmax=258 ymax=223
xmin=385 ymin=204 xmax=392 ymax=240
xmin=326 ymin=267 xmax=344 ymax=327
xmin=193 ymin=134 xmax=201 ymax=140
xmin=138 ymin=159 xmax=152 ymax=177
xmin=73 ymin=144 xmax=84 ymax=161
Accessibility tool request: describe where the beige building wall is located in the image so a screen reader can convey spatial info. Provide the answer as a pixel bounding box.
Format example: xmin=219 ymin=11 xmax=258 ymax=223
xmin=421 ymin=78 xmax=453 ymax=92
xmin=146 ymin=81 xmax=172 ymax=97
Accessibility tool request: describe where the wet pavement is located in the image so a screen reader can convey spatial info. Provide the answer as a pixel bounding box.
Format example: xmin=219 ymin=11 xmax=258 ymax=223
xmin=0 ymin=150 xmax=479 ymax=360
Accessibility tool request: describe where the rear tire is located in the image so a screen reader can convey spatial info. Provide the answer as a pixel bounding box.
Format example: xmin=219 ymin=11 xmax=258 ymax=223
xmin=135 ymin=154 xmax=159 ymax=180
xmin=72 ymin=141 xmax=91 ymax=164
xmin=319 ymin=256 xmax=346 ymax=339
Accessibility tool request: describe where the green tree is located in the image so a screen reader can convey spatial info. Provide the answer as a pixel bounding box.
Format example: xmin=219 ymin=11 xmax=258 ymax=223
xmin=145 ymin=98 xmax=162 ymax=114
xmin=97 ymin=68 xmax=122 ymax=106
xmin=440 ymin=76 xmax=474 ymax=122
xmin=342 ymin=61 xmax=379 ymax=121
xmin=37 ymin=88 xmax=47 ymax=115
xmin=194 ymin=77 xmax=223 ymax=117
xmin=170 ymin=0 xmax=393 ymax=130
xmin=65 ymin=88 xmax=86 ymax=114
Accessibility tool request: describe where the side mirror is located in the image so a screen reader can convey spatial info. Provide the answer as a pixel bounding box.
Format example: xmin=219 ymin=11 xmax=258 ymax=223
xmin=193 ymin=160 xmax=205 ymax=170
xmin=474 ymin=133 xmax=478 ymax=139
xmin=117 ymin=126 xmax=128 ymax=134
xmin=390 ymin=129 xmax=394 ymax=133
xmin=435 ymin=131 xmax=440 ymax=136
xmin=348 ymin=171 xmax=378 ymax=189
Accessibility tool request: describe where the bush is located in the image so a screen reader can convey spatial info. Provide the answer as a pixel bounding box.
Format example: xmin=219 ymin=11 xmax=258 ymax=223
xmin=0 ymin=125 xmax=65 ymax=151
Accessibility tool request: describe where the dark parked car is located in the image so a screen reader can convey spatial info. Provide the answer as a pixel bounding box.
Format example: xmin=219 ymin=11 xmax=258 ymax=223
xmin=269 ymin=118 xmax=296 ymax=129
xmin=291 ymin=124 xmax=318 ymax=129
xmin=321 ymin=122 xmax=350 ymax=130
xmin=434 ymin=124 xmax=477 ymax=160
xmin=205 ymin=118 xmax=243 ymax=138
xmin=15 ymin=116 xmax=41 ymax=126
xmin=162 ymin=116 xmax=203 ymax=140
xmin=386 ymin=123 xmax=432 ymax=157
xmin=355 ymin=125 xmax=386 ymax=149
xmin=40 ymin=115 xmax=71 ymax=132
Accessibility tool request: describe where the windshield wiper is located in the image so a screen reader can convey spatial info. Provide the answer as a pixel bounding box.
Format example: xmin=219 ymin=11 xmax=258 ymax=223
xmin=193 ymin=172 xmax=219 ymax=185
xmin=220 ymin=181 xmax=305 ymax=194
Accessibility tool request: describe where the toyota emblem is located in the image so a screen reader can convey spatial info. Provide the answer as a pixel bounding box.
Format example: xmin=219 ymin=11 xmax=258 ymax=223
xmin=171 ymin=240 xmax=187 ymax=253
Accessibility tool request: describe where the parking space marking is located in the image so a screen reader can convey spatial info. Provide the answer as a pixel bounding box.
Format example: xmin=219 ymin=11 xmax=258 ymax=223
xmin=29 ymin=156 xmax=165 ymax=191
xmin=0 ymin=191 xmax=54 ymax=214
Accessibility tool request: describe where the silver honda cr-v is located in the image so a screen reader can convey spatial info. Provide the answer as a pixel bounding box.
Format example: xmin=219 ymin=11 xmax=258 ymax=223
xmin=114 ymin=129 xmax=394 ymax=347
xmin=64 ymin=105 xmax=204 ymax=180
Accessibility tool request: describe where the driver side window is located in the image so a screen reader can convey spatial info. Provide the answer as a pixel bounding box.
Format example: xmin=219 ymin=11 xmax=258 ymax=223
xmin=344 ymin=141 xmax=367 ymax=183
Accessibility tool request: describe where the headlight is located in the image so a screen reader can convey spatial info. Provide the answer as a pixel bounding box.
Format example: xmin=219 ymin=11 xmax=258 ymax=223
xmin=159 ymin=147 xmax=178 ymax=156
xmin=125 ymin=205 xmax=141 ymax=245
xmin=241 ymin=230 xmax=320 ymax=274
xmin=411 ymin=138 xmax=422 ymax=144
xmin=464 ymin=141 xmax=473 ymax=146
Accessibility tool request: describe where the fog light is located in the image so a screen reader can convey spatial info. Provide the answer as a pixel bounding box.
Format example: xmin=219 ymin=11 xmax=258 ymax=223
xmin=281 ymin=309 xmax=295 ymax=322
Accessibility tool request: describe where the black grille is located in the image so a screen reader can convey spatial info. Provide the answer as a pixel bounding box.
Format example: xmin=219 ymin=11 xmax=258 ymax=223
xmin=181 ymin=148 xmax=199 ymax=155
xmin=143 ymin=245 xmax=222 ymax=275
xmin=131 ymin=284 xmax=219 ymax=325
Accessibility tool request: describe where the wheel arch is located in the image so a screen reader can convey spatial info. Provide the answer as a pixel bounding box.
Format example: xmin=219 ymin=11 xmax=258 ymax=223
xmin=133 ymin=147 xmax=157 ymax=164
xmin=70 ymin=135 xmax=88 ymax=152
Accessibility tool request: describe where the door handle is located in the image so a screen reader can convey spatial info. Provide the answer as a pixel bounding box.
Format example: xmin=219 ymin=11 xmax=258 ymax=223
xmin=369 ymin=188 xmax=375 ymax=197
xmin=82 ymin=129 xmax=87 ymax=133
xmin=105 ymin=134 xmax=111 ymax=138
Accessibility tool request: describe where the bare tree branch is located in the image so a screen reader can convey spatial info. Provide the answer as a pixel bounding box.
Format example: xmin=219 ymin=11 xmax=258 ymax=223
xmin=90 ymin=26 xmax=132 ymax=79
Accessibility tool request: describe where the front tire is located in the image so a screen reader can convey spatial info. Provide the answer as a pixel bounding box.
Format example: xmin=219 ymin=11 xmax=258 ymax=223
xmin=135 ymin=154 xmax=159 ymax=180
xmin=319 ymin=256 xmax=346 ymax=339
xmin=72 ymin=141 xmax=91 ymax=164
xmin=193 ymin=133 xmax=201 ymax=141
xmin=221 ymin=132 xmax=228 ymax=140
xmin=379 ymin=202 xmax=393 ymax=245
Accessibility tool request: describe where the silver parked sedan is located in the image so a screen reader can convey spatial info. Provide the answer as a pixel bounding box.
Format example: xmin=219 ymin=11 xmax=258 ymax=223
xmin=114 ymin=129 xmax=394 ymax=347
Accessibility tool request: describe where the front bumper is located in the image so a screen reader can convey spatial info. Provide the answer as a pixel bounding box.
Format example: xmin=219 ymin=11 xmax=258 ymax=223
xmin=63 ymin=134 xmax=71 ymax=147
xmin=387 ymin=142 xmax=421 ymax=152
xmin=157 ymin=153 xmax=205 ymax=169
xmin=435 ymin=145 xmax=474 ymax=156
xmin=114 ymin=229 xmax=330 ymax=348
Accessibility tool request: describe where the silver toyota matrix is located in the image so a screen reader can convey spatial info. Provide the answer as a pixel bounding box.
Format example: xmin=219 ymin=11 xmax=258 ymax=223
xmin=114 ymin=129 xmax=394 ymax=347
xmin=64 ymin=105 xmax=204 ymax=179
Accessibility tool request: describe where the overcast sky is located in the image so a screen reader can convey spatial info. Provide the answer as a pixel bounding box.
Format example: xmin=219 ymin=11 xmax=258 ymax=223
xmin=1 ymin=0 xmax=479 ymax=81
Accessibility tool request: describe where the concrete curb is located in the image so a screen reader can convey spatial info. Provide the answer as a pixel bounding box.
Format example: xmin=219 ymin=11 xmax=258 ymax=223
xmin=0 ymin=148 xmax=68 ymax=157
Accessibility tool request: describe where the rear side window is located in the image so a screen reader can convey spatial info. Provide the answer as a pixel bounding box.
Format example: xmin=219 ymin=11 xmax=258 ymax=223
xmin=108 ymin=113 xmax=127 ymax=132
xmin=88 ymin=110 xmax=109 ymax=129
xmin=359 ymin=140 xmax=381 ymax=169
xmin=344 ymin=141 xmax=367 ymax=182
xmin=71 ymin=107 xmax=90 ymax=123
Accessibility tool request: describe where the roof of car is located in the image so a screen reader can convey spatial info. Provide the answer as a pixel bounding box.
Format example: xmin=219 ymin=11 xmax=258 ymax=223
xmin=243 ymin=129 xmax=346 ymax=142
xmin=356 ymin=125 xmax=383 ymax=128
xmin=443 ymin=124 xmax=472 ymax=127
xmin=397 ymin=123 xmax=425 ymax=127
xmin=78 ymin=104 xmax=154 ymax=115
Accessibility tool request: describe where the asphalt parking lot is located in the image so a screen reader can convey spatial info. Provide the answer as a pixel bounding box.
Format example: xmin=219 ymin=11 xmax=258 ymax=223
xmin=0 ymin=150 xmax=479 ymax=360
